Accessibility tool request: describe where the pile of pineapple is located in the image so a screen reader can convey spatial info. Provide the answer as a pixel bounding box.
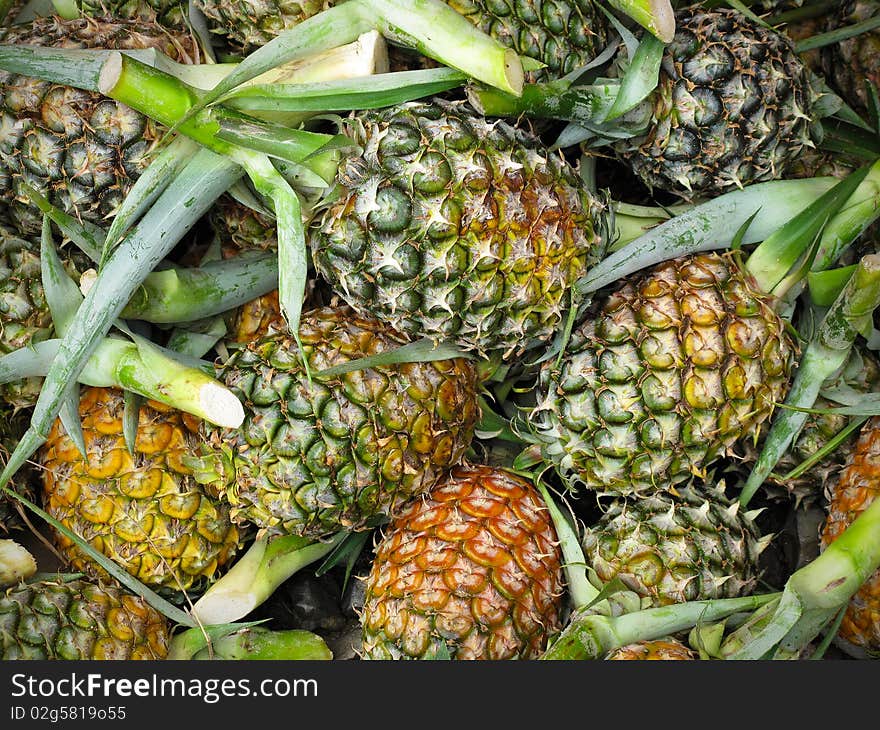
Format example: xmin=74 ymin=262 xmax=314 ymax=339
xmin=2 ymin=0 xmax=880 ymax=662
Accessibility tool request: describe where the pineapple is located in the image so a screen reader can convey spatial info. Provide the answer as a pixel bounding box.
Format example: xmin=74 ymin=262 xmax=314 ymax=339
xmin=820 ymin=416 xmax=880 ymax=658
xmin=311 ymin=98 xmax=605 ymax=358
xmin=531 ymin=252 xmax=795 ymax=496
xmin=209 ymin=195 xmax=277 ymax=257
xmin=194 ymin=305 xmax=479 ymax=538
xmin=733 ymin=347 xmax=880 ymax=506
xmin=1 ymin=578 xmax=169 ymax=659
xmin=41 ymin=387 xmax=241 ymax=593
xmin=582 ymin=483 xmax=769 ymax=607
xmin=0 ymin=16 xmax=200 ymax=235
xmin=194 ymin=0 xmax=332 ymax=52
xmin=60 ymin=0 xmax=187 ymax=25
xmin=605 ymin=638 xmax=696 ymax=660
xmin=194 ymin=0 xmax=609 ymax=79
xmin=360 ymin=465 xmax=564 ymax=660
xmin=821 ymin=0 xmax=880 ymax=115
xmin=0 ymin=220 xmax=88 ymax=407
xmin=612 ymin=7 xmax=815 ymax=198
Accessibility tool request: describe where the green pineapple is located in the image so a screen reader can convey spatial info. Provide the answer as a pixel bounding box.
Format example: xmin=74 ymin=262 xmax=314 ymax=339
xmin=55 ymin=0 xmax=187 ymax=25
xmin=821 ymin=0 xmax=880 ymax=115
xmin=530 ymin=252 xmax=795 ymax=496
xmin=0 ymin=221 xmax=88 ymax=407
xmin=582 ymin=482 xmax=770 ymax=606
xmin=194 ymin=0 xmax=609 ymax=79
xmin=0 ymin=16 xmax=199 ymax=235
xmin=194 ymin=305 xmax=480 ymax=538
xmin=0 ymin=578 xmax=170 ymax=659
xmin=613 ymin=7 xmax=816 ymax=197
xmin=311 ymin=98 xmax=605 ymax=358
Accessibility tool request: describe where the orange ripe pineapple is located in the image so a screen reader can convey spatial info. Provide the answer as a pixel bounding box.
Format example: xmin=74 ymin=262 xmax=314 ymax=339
xmin=361 ymin=465 xmax=564 ymax=660
xmin=40 ymin=387 xmax=241 ymax=593
xmin=605 ymin=638 xmax=696 ymax=660
xmin=821 ymin=417 xmax=880 ymax=658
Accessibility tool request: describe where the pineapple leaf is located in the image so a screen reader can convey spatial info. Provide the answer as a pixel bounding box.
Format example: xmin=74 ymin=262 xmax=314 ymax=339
xmin=807 ymin=265 xmax=857 ymax=306
xmin=314 ymin=339 xmax=469 ymax=379
xmin=796 ymin=13 xmax=880 ymax=53
xmin=603 ymin=34 xmax=664 ymax=122
xmin=102 ymin=136 xmax=199 ymax=266
xmin=577 ymin=177 xmax=837 ymax=295
xmin=122 ymin=391 xmax=143 ymax=457
xmin=21 ymin=184 xmax=103 ymax=263
xmin=39 ymin=216 xmax=82 ymax=337
xmin=533 ymin=478 xmax=597 ymax=611
xmin=313 ymin=530 xmax=371 ymax=593
xmin=475 ymin=397 xmax=524 ymax=444
xmin=0 ymin=149 xmax=243 ymax=491
xmin=224 ymin=67 xmax=467 ymax=113
xmin=58 ymin=387 xmax=86 ymax=462
xmin=606 ymin=0 xmax=675 ymax=43
xmin=746 ymin=163 xmax=871 ymax=294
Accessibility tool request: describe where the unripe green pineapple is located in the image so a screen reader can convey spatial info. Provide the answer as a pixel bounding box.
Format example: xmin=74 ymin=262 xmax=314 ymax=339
xmin=195 ymin=305 xmax=480 ymax=538
xmin=311 ymin=99 xmax=605 ymax=358
xmin=614 ymin=7 xmax=815 ymax=198
xmin=821 ymin=0 xmax=880 ymax=115
xmin=0 ymin=221 xmax=88 ymax=407
xmin=531 ymin=252 xmax=795 ymax=496
xmin=734 ymin=347 xmax=880 ymax=506
xmin=0 ymin=16 xmax=199 ymax=235
xmin=194 ymin=0 xmax=609 ymax=80
xmin=582 ymin=483 xmax=769 ymax=607
xmin=57 ymin=0 xmax=187 ymax=24
xmin=820 ymin=416 xmax=880 ymax=658
xmin=0 ymin=578 xmax=170 ymax=659
xmin=41 ymin=387 xmax=241 ymax=593
xmin=361 ymin=465 xmax=564 ymax=660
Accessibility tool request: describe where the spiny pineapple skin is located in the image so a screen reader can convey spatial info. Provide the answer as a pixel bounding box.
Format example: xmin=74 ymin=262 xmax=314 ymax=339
xmin=71 ymin=0 xmax=187 ymax=24
xmin=0 ymin=579 xmax=169 ymax=659
xmin=533 ymin=252 xmax=795 ymax=496
xmin=820 ymin=417 xmax=880 ymax=658
xmin=361 ymin=465 xmax=564 ymax=660
xmin=0 ymin=17 xmax=199 ymax=235
xmin=199 ymin=306 xmax=479 ymax=538
xmin=445 ymin=0 xmax=608 ymax=79
xmin=41 ymin=387 xmax=240 ymax=592
xmin=195 ymin=0 xmax=332 ymax=52
xmin=0 ymin=222 xmax=87 ymax=407
xmin=311 ymin=99 xmax=605 ymax=357
xmin=605 ymin=638 xmax=696 ymax=660
xmin=195 ymin=0 xmax=607 ymax=78
xmin=583 ymin=483 xmax=767 ymax=607
xmin=734 ymin=347 xmax=880 ymax=505
xmin=615 ymin=8 xmax=814 ymax=198
xmin=822 ymin=0 xmax=880 ymax=115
